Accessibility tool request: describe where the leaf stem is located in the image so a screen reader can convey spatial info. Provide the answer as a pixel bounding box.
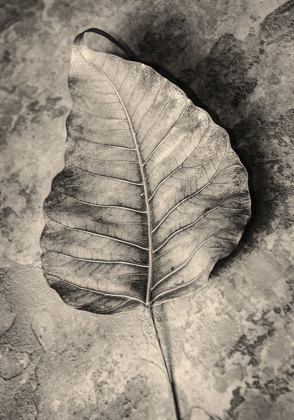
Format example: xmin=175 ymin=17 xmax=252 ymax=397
xmin=148 ymin=305 xmax=181 ymax=420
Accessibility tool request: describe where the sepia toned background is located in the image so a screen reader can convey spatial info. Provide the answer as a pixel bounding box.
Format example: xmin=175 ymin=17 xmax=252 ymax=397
xmin=0 ymin=0 xmax=294 ymax=418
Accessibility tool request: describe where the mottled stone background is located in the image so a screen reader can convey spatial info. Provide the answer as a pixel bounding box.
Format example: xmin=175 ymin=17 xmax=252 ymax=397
xmin=0 ymin=0 xmax=294 ymax=419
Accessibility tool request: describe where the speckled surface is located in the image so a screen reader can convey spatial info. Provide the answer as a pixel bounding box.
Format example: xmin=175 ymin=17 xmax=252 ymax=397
xmin=0 ymin=0 xmax=293 ymax=419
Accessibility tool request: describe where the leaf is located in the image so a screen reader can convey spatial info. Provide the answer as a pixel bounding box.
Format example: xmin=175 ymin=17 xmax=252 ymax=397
xmin=40 ymin=30 xmax=251 ymax=315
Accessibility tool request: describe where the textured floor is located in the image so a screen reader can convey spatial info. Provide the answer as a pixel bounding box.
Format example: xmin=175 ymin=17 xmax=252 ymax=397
xmin=0 ymin=0 xmax=294 ymax=419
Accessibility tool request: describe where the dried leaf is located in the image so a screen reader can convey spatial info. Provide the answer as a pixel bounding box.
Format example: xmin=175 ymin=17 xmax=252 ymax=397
xmin=40 ymin=31 xmax=251 ymax=314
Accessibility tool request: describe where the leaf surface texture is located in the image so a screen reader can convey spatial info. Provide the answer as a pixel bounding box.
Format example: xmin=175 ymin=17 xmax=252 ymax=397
xmin=40 ymin=34 xmax=251 ymax=313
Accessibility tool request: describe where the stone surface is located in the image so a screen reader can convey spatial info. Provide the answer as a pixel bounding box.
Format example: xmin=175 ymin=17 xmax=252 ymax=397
xmin=0 ymin=0 xmax=293 ymax=419
xmin=0 ymin=292 xmax=15 ymax=336
xmin=0 ymin=345 xmax=30 ymax=380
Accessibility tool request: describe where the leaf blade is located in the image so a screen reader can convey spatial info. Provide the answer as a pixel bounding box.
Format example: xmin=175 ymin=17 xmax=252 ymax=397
xmin=40 ymin=33 xmax=251 ymax=313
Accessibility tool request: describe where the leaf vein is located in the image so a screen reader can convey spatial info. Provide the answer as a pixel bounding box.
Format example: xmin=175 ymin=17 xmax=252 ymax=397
xmin=152 ymin=140 xmax=229 ymax=232
xmin=70 ymin=164 xmax=143 ymax=185
xmin=47 ymin=273 xmax=145 ymax=304
xmin=46 ymin=217 xmax=149 ymax=250
xmin=48 ymin=251 xmax=149 ymax=268
xmin=153 ymin=195 xmax=238 ymax=252
xmin=55 ymin=191 xmax=147 ymax=213
xmin=151 ymin=230 xmax=227 ymax=290
xmin=143 ymin=101 xmax=188 ymax=167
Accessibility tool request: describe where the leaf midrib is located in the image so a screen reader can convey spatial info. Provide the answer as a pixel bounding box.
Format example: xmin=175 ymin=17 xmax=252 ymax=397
xmin=78 ymin=46 xmax=153 ymax=306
